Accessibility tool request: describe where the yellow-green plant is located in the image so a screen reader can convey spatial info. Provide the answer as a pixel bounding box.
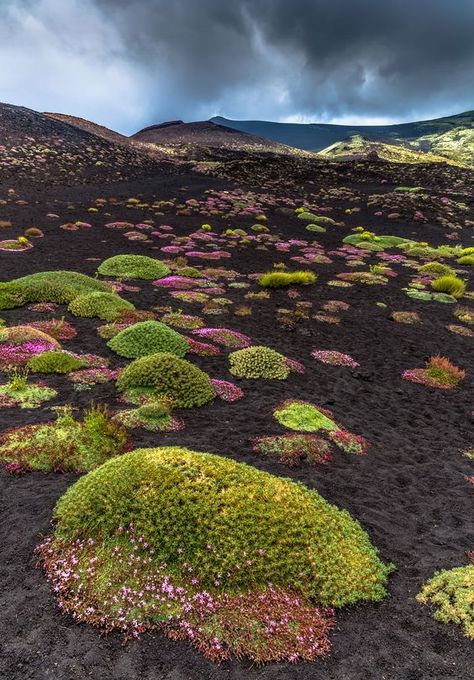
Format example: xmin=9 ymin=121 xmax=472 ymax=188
xmin=431 ymin=275 xmax=466 ymax=299
xmin=259 ymin=271 xmax=317 ymax=288
xmin=229 ymin=346 xmax=289 ymax=379
xmin=417 ymin=565 xmax=474 ymax=639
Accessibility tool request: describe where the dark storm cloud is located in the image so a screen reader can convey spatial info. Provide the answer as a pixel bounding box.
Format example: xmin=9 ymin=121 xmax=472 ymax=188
xmin=1 ymin=0 xmax=473 ymax=133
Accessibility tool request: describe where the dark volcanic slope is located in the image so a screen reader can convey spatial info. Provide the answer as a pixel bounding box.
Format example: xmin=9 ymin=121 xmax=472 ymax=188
xmin=0 ymin=102 xmax=166 ymax=185
xmin=132 ymin=119 xmax=298 ymax=153
xmin=43 ymin=112 xmax=131 ymax=145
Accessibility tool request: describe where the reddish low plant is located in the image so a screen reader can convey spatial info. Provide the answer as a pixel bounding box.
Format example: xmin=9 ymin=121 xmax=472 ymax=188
xmin=403 ymin=355 xmax=465 ymax=389
xmin=328 ymin=429 xmax=368 ymax=456
xmin=26 ymin=318 xmax=77 ymax=341
xmin=252 ymin=433 xmax=332 ymax=467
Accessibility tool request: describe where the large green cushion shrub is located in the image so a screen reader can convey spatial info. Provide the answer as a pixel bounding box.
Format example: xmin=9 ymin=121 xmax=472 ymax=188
xmin=53 ymin=446 xmax=393 ymax=606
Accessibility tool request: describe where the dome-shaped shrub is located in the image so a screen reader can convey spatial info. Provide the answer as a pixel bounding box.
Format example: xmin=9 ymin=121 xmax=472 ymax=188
xmin=419 ymin=262 xmax=455 ymax=277
xmin=28 ymin=350 xmax=86 ymax=374
xmin=229 ymin=345 xmax=290 ymax=379
xmin=116 ymin=352 xmax=215 ymax=407
xmin=97 ymin=255 xmax=170 ymax=280
xmin=457 ymin=255 xmax=474 ymax=266
xmin=68 ymin=292 xmax=135 ymax=321
xmin=48 ymin=446 xmax=392 ymax=607
xmin=0 ymin=270 xmax=110 ymax=309
xmin=107 ymin=320 xmax=188 ymax=359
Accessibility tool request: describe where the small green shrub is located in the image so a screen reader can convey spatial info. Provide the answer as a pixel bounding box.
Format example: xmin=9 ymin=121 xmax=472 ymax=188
xmin=107 ymin=320 xmax=188 ymax=359
xmin=419 ymin=262 xmax=455 ymax=277
xmin=68 ymin=292 xmax=134 ymax=321
xmin=97 ymin=255 xmax=170 ymax=280
xmin=28 ymin=351 xmax=86 ymax=374
xmin=431 ymin=275 xmax=466 ymax=299
xmin=113 ymin=397 xmax=181 ymax=433
xmin=176 ymin=266 xmax=201 ymax=278
xmin=297 ymin=212 xmax=336 ymax=226
xmin=417 ymin=565 xmax=474 ymax=639
xmin=259 ymin=271 xmax=317 ymax=288
xmin=116 ymin=352 xmax=215 ymax=408
xmin=404 ymin=244 xmax=461 ymax=259
xmin=457 ymin=255 xmax=474 ymax=266
xmin=229 ymin=346 xmax=290 ymax=379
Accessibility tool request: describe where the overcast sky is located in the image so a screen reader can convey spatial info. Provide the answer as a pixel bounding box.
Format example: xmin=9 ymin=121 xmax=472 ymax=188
xmin=1 ymin=0 xmax=473 ymax=135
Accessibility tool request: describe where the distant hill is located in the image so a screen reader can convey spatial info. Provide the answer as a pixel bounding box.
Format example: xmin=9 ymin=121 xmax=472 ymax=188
xmin=44 ymin=112 xmax=130 ymax=145
xmin=211 ymin=111 xmax=474 ymax=166
xmin=318 ymin=134 xmax=464 ymax=166
xmin=0 ymin=102 xmax=164 ymax=184
xmin=131 ymin=119 xmax=301 ymax=155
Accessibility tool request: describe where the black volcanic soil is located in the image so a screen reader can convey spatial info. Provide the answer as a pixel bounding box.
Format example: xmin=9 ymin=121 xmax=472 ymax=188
xmin=0 ymin=150 xmax=473 ymax=680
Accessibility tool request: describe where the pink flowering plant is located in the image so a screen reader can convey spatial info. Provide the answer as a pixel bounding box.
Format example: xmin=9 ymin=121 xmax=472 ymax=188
xmin=210 ymin=379 xmax=244 ymax=402
xmin=311 ymin=350 xmax=359 ymax=368
xmin=191 ymin=327 xmax=251 ymax=349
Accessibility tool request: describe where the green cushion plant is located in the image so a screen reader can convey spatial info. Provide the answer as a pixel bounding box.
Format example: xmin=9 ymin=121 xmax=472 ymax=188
xmin=68 ymin=291 xmax=135 ymax=321
xmin=418 ymin=262 xmax=455 ymax=277
xmin=97 ymin=255 xmax=170 ymax=280
xmin=274 ymin=400 xmax=338 ymax=432
xmin=28 ymin=351 xmax=86 ymax=374
xmin=457 ymin=255 xmax=474 ymax=266
xmin=229 ymin=345 xmax=290 ymax=379
xmin=116 ymin=352 xmax=215 ymax=408
xmin=343 ymin=233 xmax=412 ymax=251
xmin=297 ymin=211 xmax=336 ymax=226
xmin=0 ymin=369 xmax=57 ymax=408
xmin=107 ymin=320 xmax=189 ymax=359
